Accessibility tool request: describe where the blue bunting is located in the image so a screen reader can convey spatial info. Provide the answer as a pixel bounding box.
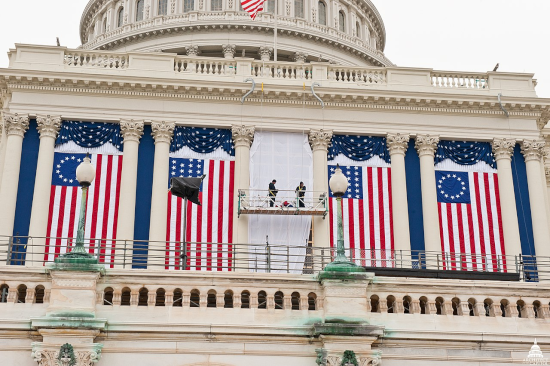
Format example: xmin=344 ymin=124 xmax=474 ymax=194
xmin=171 ymin=126 xmax=235 ymax=156
xmin=328 ymin=135 xmax=391 ymax=163
xmin=435 ymin=140 xmax=495 ymax=168
xmin=56 ymin=121 xmax=122 ymax=151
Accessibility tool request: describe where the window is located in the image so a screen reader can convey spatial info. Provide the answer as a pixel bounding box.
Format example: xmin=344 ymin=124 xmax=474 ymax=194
xmin=136 ymin=0 xmax=145 ymax=21
xmin=211 ymin=0 xmax=222 ymax=11
xmin=159 ymin=0 xmax=168 ymax=15
xmin=184 ymin=0 xmax=194 ymax=12
xmin=294 ymin=0 xmax=304 ymax=18
xmin=117 ymin=8 xmax=125 ymax=27
xmin=266 ymin=0 xmax=275 ymax=13
xmin=103 ymin=288 xmax=114 ymax=305
xmin=318 ymin=1 xmax=326 ymax=25
xmin=338 ymin=11 xmax=345 ymax=32
xmin=355 ymin=21 xmax=360 ymax=38
xmin=103 ymin=17 xmax=107 ymax=33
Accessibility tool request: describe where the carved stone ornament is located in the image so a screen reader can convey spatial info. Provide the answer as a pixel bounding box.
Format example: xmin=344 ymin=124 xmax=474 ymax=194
xmin=259 ymin=46 xmax=273 ymax=61
xmin=4 ymin=112 xmax=30 ymax=137
xmin=546 ymin=166 xmax=550 ymax=186
xmin=171 ymin=0 xmax=176 ymax=13
xmin=316 ymin=348 xmax=328 ymax=366
xmin=120 ymin=119 xmax=145 ymax=143
xmin=31 ymin=343 xmax=103 ymax=366
xmin=414 ymin=134 xmax=439 ymax=158
xmin=36 ymin=115 xmax=62 ymax=139
xmin=231 ymin=125 xmax=255 ymax=148
xmin=309 ymin=129 xmax=333 ymax=152
xmin=521 ymin=139 xmax=546 ymax=162
xmin=222 ymin=44 xmax=236 ymax=59
xmin=492 ymin=138 xmax=515 ymax=161
xmin=293 ymin=52 xmax=308 ymax=63
xmin=151 ymin=121 xmax=175 ymax=144
xmin=386 ymin=133 xmax=410 ymax=156
xmin=186 ymin=45 xmax=200 ymax=57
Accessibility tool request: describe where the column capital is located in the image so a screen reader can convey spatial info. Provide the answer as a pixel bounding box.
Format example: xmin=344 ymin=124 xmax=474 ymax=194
xmin=259 ymin=46 xmax=273 ymax=61
xmin=415 ymin=134 xmax=439 ymax=157
xmin=294 ymin=52 xmax=308 ymax=63
xmin=120 ymin=119 xmax=144 ymax=143
xmin=4 ymin=113 xmax=30 ymax=137
xmin=232 ymin=125 xmax=255 ymax=148
xmin=492 ymin=138 xmax=515 ymax=161
xmin=521 ymin=139 xmax=545 ymax=162
xmin=308 ymin=129 xmax=333 ymax=152
xmin=186 ymin=45 xmax=200 ymax=56
xmin=151 ymin=121 xmax=175 ymax=144
xmin=222 ymin=44 xmax=236 ymax=59
xmin=36 ymin=115 xmax=61 ymax=139
xmin=387 ymin=133 xmax=410 ymax=156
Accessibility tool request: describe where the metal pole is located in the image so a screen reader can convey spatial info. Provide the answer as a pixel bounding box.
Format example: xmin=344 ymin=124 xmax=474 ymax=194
xmin=287 ymin=246 xmax=290 ymax=273
xmin=274 ymin=0 xmax=278 ymax=61
xmin=181 ymin=197 xmax=188 ymax=270
xmin=73 ymin=184 xmax=89 ymax=254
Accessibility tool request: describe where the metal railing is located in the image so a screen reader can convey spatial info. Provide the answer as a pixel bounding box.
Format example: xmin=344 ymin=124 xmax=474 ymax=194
xmin=237 ymin=189 xmax=328 ymax=217
xmin=0 ymin=235 xmax=545 ymax=281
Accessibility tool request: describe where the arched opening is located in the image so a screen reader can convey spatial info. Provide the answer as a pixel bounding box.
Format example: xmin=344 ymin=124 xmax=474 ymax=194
xmin=190 ymin=289 xmax=200 ymax=307
xmin=500 ymin=299 xmax=509 ymax=317
xmin=103 ymin=287 xmax=114 ymax=306
xmin=435 ymin=297 xmax=444 ymax=315
xmin=17 ymin=285 xmax=27 ymax=304
xmin=117 ymin=7 xmax=125 ymax=28
xmin=207 ymin=290 xmax=217 ymax=308
xmin=533 ymin=301 xmax=541 ymax=319
xmin=370 ymin=295 xmax=379 ymax=313
xmin=155 ymin=288 xmax=166 ymax=306
xmin=258 ymin=291 xmax=267 ymax=309
xmin=291 ymin=292 xmax=300 ymax=310
xmin=419 ymin=296 xmax=428 ymax=314
xmin=294 ymin=0 xmax=304 ymax=18
xmin=211 ymin=0 xmax=222 ymax=11
xmin=241 ymin=291 xmax=250 ymax=309
xmin=517 ymin=300 xmax=525 ymax=318
xmin=308 ymin=293 xmax=317 ymax=311
xmin=121 ymin=287 xmax=131 ymax=306
xmin=468 ymin=298 xmax=476 ymax=316
xmin=173 ymin=288 xmax=183 ymax=307
xmin=403 ymin=296 xmax=412 ymax=314
xmin=224 ymin=290 xmax=234 ymax=308
xmin=136 ymin=0 xmax=145 ymax=21
xmin=318 ymin=1 xmax=326 ymax=26
xmin=274 ymin=291 xmax=284 ymax=310
xmin=35 ymin=285 xmax=45 ymax=304
xmin=338 ymin=11 xmax=345 ymax=32
xmin=387 ymin=295 xmax=395 ymax=314
xmin=0 ymin=284 xmax=8 ymax=303
xmin=138 ymin=287 xmax=148 ymax=306
xmin=484 ymin=298 xmax=493 ymax=316
xmin=158 ymin=0 xmax=168 ymax=15
xmin=452 ymin=297 xmax=460 ymax=316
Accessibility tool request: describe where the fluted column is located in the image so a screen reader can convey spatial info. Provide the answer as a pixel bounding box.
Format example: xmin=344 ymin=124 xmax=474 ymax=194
xmin=387 ymin=133 xmax=412 ymax=262
xmin=415 ymin=135 xmax=441 ymax=260
xmin=0 ymin=113 xmax=6 ymax=192
xmin=492 ymin=138 xmax=522 ymax=258
xmin=0 ymin=113 xmax=29 ymax=263
xmin=309 ymin=129 xmax=332 ymax=269
xmin=540 ymin=147 xmax=550 ymax=237
xmin=27 ymin=115 xmax=62 ymax=266
xmin=231 ymin=125 xmax=254 ymax=272
xmin=116 ymin=120 xmax=144 ymax=268
xmin=521 ymin=140 xmax=550 ymax=260
xmin=148 ymin=121 xmax=175 ymax=268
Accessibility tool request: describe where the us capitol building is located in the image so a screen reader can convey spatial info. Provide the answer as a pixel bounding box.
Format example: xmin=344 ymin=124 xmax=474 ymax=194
xmin=1 ymin=0 xmax=550 ymax=365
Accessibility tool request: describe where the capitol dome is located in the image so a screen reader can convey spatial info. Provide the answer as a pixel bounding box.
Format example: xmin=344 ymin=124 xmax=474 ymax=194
xmin=79 ymin=0 xmax=392 ymax=66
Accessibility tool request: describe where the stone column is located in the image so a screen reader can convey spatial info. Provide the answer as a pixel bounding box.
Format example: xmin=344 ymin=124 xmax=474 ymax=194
xmin=308 ymin=129 xmax=332 ymax=269
xmin=231 ymin=125 xmax=254 ymax=272
xmin=540 ymin=147 xmax=550 ymax=237
xmin=387 ymin=133 xmax=412 ymax=264
xmin=27 ymin=115 xmax=62 ymax=266
xmin=0 ymin=112 xmax=6 ymax=193
xmin=116 ymin=120 xmax=144 ymax=268
xmin=0 ymin=113 xmax=29 ymax=263
xmin=521 ymin=140 xmax=550 ymax=259
xmin=415 ymin=135 xmax=441 ymax=263
xmin=492 ymin=138 xmax=522 ymax=258
xmin=148 ymin=121 xmax=175 ymax=268
xmin=222 ymin=44 xmax=236 ymax=59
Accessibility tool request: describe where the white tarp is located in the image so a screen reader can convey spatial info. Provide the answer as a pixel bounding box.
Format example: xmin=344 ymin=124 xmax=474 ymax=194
xmin=248 ymin=131 xmax=313 ymax=273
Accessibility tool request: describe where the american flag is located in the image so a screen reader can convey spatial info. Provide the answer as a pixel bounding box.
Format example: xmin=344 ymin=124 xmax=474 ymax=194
xmin=240 ymin=0 xmax=265 ymax=19
xmin=328 ymin=165 xmax=394 ymax=267
xmin=436 ymin=170 xmax=506 ymax=272
xmin=166 ymin=157 xmax=235 ymax=271
xmin=44 ymin=152 xmax=123 ymax=266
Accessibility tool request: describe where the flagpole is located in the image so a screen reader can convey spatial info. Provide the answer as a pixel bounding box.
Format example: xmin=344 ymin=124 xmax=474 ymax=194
xmin=274 ymin=0 xmax=278 ymax=61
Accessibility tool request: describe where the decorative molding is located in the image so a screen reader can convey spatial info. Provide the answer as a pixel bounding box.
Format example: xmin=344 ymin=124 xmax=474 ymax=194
xmin=492 ymin=138 xmax=516 ymax=161
xmin=120 ymin=119 xmax=145 ymax=143
xmin=293 ymin=52 xmax=308 ymax=63
xmin=415 ymin=134 xmax=439 ymax=158
xmin=186 ymin=45 xmax=200 ymax=56
xmin=36 ymin=115 xmax=62 ymax=139
xmin=386 ymin=133 xmax=410 ymax=156
xmin=259 ymin=46 xmax=273 ymax=61
xmin=231 ymin=124 xmax=255 ymax=148
xmin=309 ymin=129 xmax=333 ymax=152
xmin=32 ymin=343 xmax=103 ymax=366
xmin=4 ymin=112 xmax=29 ymax=137
xmin=151 ymin=121 xmax=175 ymax=144
xmin=521 ymin=139 xmax=545 ymax=162
xmin=222 ymin=44 xmax=236 ymax=59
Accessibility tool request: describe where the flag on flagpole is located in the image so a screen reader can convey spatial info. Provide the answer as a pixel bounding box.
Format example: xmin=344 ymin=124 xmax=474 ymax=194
xmin=241 ymin=0 xmax=266 ymax=19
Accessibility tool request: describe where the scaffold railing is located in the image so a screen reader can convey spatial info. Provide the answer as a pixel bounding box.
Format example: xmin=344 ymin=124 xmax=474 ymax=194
xmin=237 ymin=189 xmax=328 ymax=217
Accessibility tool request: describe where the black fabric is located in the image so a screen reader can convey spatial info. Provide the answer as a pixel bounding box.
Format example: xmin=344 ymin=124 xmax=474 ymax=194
xmin=269 ymin=182 xmax=278 ymax=197
xmin=170 ymin=177 xmax=203 ymax=205
xmin=295 ymin=185 xmax=306 ymax=207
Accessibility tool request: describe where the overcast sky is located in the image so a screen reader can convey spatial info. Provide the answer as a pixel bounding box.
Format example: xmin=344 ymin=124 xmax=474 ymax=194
xmin=0 ymin=0 xmax=549 ymax=97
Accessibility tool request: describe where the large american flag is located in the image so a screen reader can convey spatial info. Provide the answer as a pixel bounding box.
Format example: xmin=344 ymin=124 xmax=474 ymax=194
xmin=328 ymin=165 xmax=394 ymax=267
xmin=44 ymin=152 xmax=123 ymax=266
xmin=166 ymin=157 xmax=235 ymax=271
xmin=436 ymin=170 xmax=506 ymax=272
xmin=240 ymin=0 xmax=265 ymax=19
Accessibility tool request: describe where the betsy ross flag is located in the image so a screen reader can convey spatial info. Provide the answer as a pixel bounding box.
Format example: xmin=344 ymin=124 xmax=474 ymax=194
xmin=241 ymin=0 xmax=265 ymax=19
xmin=44 ymin=152 xmax=123 ymax=266
xmin=436 ymin=170 xmax=506 ymax=272
xmin=328 ymin=165 xmax=394 ymax=267
xmin=166 ymin=157 xmax=235 ymax=271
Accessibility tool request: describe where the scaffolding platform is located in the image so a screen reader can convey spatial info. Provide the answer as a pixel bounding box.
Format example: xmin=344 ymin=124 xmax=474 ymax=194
xmin=237 ymin=189 xmax=328 ymax=218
